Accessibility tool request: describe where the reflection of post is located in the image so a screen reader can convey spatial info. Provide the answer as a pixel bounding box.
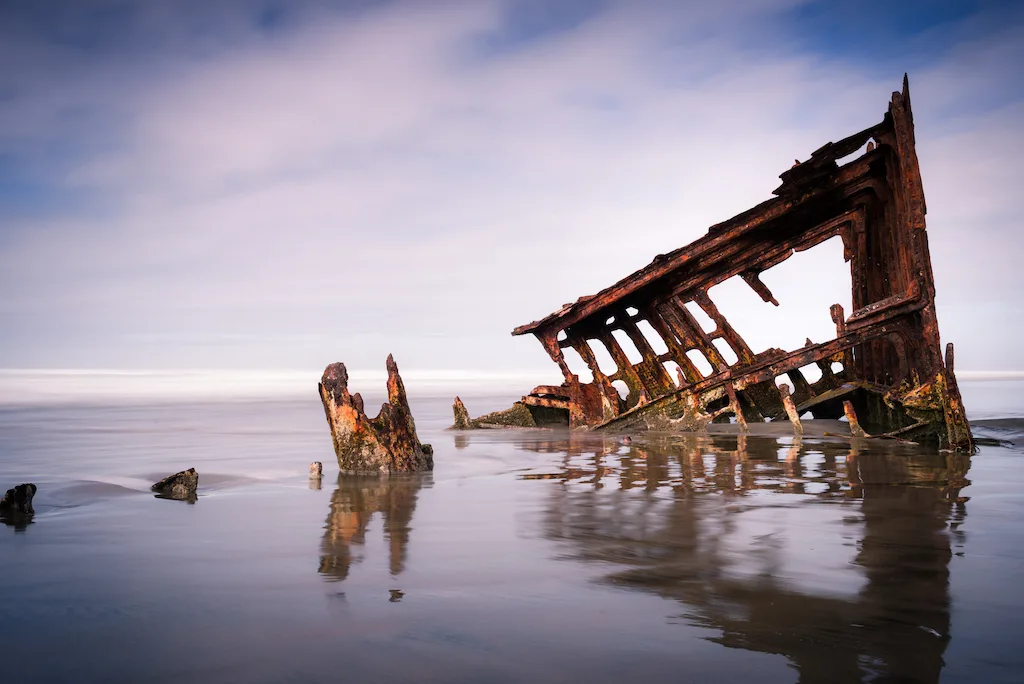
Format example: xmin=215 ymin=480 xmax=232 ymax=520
xmin=786 ymin=436 xmax=802 ymax=463
xmin=319 ymin=474 xmax=429 ymax=582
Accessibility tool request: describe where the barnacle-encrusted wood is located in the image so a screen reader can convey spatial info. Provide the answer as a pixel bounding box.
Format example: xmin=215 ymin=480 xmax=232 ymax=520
xmin=319 ymin=355 xmax=434 ymax=473
xmin=512 ymin=76 xmax=973 ymax=451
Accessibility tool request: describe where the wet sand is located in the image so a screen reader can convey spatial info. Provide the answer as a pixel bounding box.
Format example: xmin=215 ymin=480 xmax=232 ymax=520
xmin=1 ymin=385 xmax=1023 ymax=683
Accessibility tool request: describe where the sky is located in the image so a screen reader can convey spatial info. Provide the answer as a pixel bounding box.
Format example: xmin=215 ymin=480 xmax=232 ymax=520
xmin=1 ymin=0 xmax=1022 ymax=381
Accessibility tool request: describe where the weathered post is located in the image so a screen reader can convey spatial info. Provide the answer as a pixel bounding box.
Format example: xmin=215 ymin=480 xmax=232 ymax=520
xmin=319 ymin=355 xmax=433 ymax=474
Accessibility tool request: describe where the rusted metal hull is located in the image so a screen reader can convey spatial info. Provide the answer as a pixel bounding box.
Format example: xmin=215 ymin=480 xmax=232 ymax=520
xmin=511 ymin=77 xmax=973 ymax=451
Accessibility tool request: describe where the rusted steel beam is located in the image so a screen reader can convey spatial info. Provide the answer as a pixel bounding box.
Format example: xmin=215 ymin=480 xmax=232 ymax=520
xmin=741 ymin=271 xmax=778 ymax=306
xmin=664 ymin=298 xmax=730 ymax=372
xmin=844 ymin=400 xmax=868 ymax=438
xmin=692 ymin=291 xmax=756 ymax=365
xmin=726 ymin=383 xmax=748 ymax=433
xmin=590 ymin=331 xmax=645 ymax=408
xmin=638 ymin=304 xmax=692 ymax=385
xmin=512 ymin=76 xmax=973 ymax=451
xmin=565 ymin=335 xmax=619 ymax=421
xmin=619 ymin=317 xmax=676 ymax=394
xmin=521 ymin=395 xmax=569 ymax=410
xmin=778 ymin=383 xmax=804 ymax=436
xmin=653 ymin=300 xmax=710 ymax=385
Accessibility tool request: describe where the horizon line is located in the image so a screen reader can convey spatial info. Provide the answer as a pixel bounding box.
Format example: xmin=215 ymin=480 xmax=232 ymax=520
xmin=1 ymin=368 xmax=1023 ymax=378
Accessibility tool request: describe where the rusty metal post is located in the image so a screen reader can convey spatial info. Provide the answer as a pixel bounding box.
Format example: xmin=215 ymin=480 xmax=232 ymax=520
xmin=942 ymin=342 xmax=974 ymax=452
xmin=778 ymin=383 xmax=803 ymax=436
xmin=726 ymin=383 xmax=748 ymax=433
xmin=843 ymin=400 xmax=868 ymax=437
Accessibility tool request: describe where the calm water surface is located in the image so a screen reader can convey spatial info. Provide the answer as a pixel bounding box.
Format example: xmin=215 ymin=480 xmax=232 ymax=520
xmin=1 ymin=381 xmax=1023 ymax=683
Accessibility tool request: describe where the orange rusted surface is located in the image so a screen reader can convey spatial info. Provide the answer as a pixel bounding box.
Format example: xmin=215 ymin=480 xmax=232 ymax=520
xmin=319 ymin=355 xmax=434 ymax=472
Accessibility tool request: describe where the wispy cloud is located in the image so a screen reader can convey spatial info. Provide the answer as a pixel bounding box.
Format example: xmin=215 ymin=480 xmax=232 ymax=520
xmin=1 ymin=0 xmax=1021 ymax=374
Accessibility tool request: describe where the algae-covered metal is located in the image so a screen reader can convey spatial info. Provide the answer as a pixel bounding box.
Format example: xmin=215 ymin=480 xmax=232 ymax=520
xmin=511 ymin=76 xmax=973 ymax=451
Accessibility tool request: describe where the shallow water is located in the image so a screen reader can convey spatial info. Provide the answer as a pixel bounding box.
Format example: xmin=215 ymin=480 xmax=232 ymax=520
xmin=1 ymin=381 xmax=1023 ymax=683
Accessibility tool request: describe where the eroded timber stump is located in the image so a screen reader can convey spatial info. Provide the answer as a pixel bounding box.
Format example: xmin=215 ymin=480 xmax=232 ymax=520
xmin=319 ymin=355 xmax=433 ymax=474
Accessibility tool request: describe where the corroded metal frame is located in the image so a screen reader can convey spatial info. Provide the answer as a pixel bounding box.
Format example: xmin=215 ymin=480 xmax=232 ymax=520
xmin=512 ymin=77 xmax=972 ymax=451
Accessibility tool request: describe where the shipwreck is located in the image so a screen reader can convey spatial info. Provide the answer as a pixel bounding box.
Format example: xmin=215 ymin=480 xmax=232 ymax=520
xmin=505 ymin=76 xmax=972 ymax=451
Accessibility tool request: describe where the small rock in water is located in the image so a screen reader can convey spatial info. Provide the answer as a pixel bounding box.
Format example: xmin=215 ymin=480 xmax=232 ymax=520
xmin=1 ymin=483 xmax=37 ymax=526
xmin=151 ymin=468 xmax=199 ymax=502
xmin=309 ymin=461 xmax=323 ymax=478
xmin=1 ymin=483 xmax=36 ymax=514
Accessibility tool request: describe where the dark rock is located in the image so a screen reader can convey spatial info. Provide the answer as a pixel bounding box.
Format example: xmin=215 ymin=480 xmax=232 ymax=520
xmin=309 ymin=461 xmax=323 ymax=478
xmin=151 ymin=468 xmax=199 ymax=501
xmin=319 ymin=355 xmax=433 ymax=474
xmin=1 ymin=483 xmax=36 ymax=529
xmin=0 ymin=483 xmax=37 ymax=528
xmin=0 ymin=483 xmax=36 ymax=514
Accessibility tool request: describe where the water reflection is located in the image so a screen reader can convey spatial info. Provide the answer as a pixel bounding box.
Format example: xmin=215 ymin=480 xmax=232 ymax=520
xmin=520 ymin=433 xmax=970 ymax=683
xmin=319 ymin=473 xmax=431 ymax=582
xmin=0 ymin=509 xmax=33 ymax=531
xmin=153 ymin=492 xmax=198 ymax=504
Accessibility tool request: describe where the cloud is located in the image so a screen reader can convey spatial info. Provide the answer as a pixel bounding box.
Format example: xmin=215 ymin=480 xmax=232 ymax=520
xmin=0 ymin=0 xmax=1021 ymax=373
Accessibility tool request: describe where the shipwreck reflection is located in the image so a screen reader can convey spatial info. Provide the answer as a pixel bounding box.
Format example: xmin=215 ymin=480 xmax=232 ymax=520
xmin=319 ymin=473 xmax=430 ymax=582
xmin=520 ymin=433 xmax=970 ymax=683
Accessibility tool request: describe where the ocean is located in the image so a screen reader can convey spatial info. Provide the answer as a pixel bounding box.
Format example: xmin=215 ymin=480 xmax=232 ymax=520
xmin=1 ymin=377 xmax=1022 ymax=683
